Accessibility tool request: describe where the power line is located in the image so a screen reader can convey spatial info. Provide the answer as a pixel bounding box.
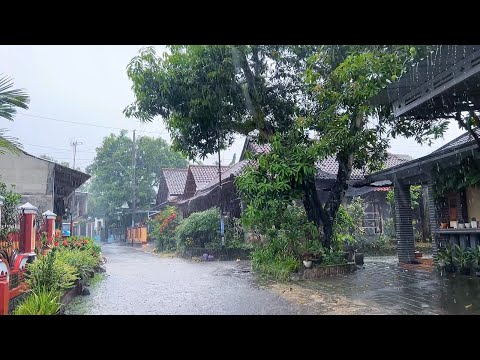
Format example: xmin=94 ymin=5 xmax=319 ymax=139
xmin=17 ymin=112 xmax=170 ymax=136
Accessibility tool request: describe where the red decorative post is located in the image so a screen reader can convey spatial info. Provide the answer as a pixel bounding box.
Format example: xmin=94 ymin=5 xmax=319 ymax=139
xmin=42 ymin=210 xmax=57 ymax=244
xmin=18 ymin=202 xmax=38 ymax=259
xmin=0 ymin=259 xmax=9 ymax=315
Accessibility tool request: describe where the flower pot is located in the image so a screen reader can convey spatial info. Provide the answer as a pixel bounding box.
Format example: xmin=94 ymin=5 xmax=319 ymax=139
xmin=440 ymin=222 xmax=448 ymax=229
xmin=471 ymin=221 xmax=478 ymax=229
xmin=303 ymin=260 xmax=312 ymax=268
xmin=458 ymin=223 xmax=465 ymax=229
xmin=465 ymin=223 xmax=472 ymax=228
xmin=415 ymin=252 xmax=423 ymax=259
xmin=450 ymin=221 xmax=458 ymax=229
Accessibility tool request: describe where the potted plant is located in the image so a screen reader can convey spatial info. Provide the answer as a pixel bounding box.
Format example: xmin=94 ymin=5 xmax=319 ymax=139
xmin=471 ymin=217 xmax=478 ymax=229
xmin=465 ymin=221 xmax=472 ymax=229
xmin=440 ymin=219 xmax=448 ymax=229
xmin=453 ymin=244 xmax=472 ymax=275
xmin=458 ymin=220 xmax=465 ymax=229
xmin=301 ymin=252 xmax=313 ymax=268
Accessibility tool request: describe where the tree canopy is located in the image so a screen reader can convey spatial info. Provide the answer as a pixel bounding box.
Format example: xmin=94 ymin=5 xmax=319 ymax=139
xmin=86 ymin=130 xmax=187 ymax=218
xmin=125 ymin=45 xmax=318 ymax=159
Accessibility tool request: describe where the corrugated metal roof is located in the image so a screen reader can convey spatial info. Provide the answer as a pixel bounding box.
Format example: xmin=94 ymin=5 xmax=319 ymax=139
xmin=162 ymin=168 xmax=188 ymax=196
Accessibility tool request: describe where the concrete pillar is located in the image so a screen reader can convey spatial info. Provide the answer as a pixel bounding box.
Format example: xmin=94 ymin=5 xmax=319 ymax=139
xmin=426 ymin=184 xmax=438 ymax=260
xmin=17 ymin=202 xmax=38 ymax=258
xmin=394 ymin=182 xmax=415 ymax=263
xmin=42 ymin=210 xmax=56 ymax=245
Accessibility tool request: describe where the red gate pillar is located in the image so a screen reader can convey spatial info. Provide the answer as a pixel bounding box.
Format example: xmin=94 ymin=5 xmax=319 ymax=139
xmin=0 ymin=260 xmax=9 ymax=315
xmin=18 ymin=202 xmax=38 ymax=257
xmin=42 ymin=210 xmax=57 ymax=244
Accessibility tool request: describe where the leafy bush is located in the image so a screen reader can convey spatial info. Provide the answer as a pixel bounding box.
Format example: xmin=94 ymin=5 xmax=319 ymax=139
xmin=224 ymin=217 xmax=251 ymax=249
xmin=149 ymin=206 xmax=179 ymax=251
xmin=26 ymin=249 xmax=78 ymax=292
xmin=322 ymin=250 xmax=347 ymax=266
xmin=251 ymin=232 xmax=299 ymax=281
xmin=176 ymin=208 xmax=220 ymax=249
xmin=333 ymin=197 xmax=366 ymax=249
xmin=355 ymin=235 xmax=395 ymax=255
xmin=55 ymin=248 xmax=100 ymax=280
xmin=59 ymin=236 xmax=101 ymax=256
xmin=14 ymin=288 xmax=61 ymax=315
xmin=0 ymin=181 xmax=21 ymax=241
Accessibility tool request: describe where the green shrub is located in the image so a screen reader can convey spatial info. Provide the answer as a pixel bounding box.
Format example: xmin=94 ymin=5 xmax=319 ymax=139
xmin=355 ymin=235 xmax=395 ymax=255
xmin=333 ymin=197 xmax=366 ymax=250
xmin=322 ymin=250 xmax=347 ymax=265
xmin=26 ymin=249 xmax=78 ymax=292
xmin=55 ymin=248 xmax=100 ymax=280
xmin=251 ymin=232 xmax=300 ymax=281
xmin=60 ymin=236 xmax=101 ymax=256
xmin=176 ymin=208 xmax=220 ymax=249
xmin=149 ymin=206 xmax=179 ymax=251
xmin=14 ymin=288 xmax=61 ymax=315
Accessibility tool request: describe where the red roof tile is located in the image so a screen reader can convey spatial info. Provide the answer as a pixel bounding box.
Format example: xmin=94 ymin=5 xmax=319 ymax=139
xmin=162 ymin=168 xmax=188 ymax=196
xmin=190 ymin=165 xmax=230 ymax=189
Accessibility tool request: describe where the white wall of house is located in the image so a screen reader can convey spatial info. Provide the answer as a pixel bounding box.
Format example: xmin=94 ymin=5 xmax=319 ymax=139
xmin=0 ymin=151 xmax=55 ymax=212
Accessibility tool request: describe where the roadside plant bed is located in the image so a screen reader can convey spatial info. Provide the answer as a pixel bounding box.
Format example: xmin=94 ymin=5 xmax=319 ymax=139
xmin=180 ymin=247 xmax=252 ymax=261
xmin=13 ymin=236 xmax=106 ymax=315
xmin=299 ymin=263 xmax=357 ymax=279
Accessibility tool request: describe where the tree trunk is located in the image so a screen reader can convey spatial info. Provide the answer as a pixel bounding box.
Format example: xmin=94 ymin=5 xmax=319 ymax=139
xmin=323 ymin=151 xmax=354 ymax=250
xmin=302 ymin=178 xmax=324 ymax=229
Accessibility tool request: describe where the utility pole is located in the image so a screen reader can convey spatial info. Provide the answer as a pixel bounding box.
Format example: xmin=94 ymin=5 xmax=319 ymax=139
xmin=217 ymin=132 xmax=224 ymax=247
xmin=131 ymin=130 xmax=136 ymax=247
xmin=71 ymin=140 xmax=83 ymax=169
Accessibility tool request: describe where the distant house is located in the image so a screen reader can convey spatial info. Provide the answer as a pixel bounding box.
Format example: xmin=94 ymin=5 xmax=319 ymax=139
xmin=183 ymin=165 xmax=229 ymax=199
xmin=0 ymin=149 xmax=90 ymax=221
xmin=156 ymin=168 xmax=188 ymax=206
xmin=178 ymin=161 xmax=249 ymax=218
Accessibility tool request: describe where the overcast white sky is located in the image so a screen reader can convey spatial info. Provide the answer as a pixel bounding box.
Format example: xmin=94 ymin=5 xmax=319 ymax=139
xmin=0 ymin=45 xmax=466 ymax=171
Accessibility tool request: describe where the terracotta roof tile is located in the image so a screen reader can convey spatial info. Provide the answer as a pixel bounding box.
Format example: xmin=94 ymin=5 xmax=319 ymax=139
xmin=162 ymin=168 xmax=188 ymax=196
xmin=190 ymin=165 xmax=230 ymax=189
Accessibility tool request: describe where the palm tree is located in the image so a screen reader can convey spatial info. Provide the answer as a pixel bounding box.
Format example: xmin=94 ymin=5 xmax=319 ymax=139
xmin=0 ymin=74 xmax=29 ymax=154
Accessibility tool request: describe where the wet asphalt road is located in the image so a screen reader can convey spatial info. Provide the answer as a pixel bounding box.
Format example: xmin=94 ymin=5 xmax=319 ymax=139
xmin=65 ymin=244 xmax=307 ymax=315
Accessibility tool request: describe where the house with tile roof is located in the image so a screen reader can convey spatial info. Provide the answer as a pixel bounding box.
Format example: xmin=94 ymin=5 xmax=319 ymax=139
xmin=156 ymin=168 xmax=189 ymax=207
xmin=178 ymin=161 xmax=249 ymax=217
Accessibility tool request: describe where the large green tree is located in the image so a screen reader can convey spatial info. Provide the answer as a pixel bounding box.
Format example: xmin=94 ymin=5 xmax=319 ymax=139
xmin=86 ymin=130 xmax=187 ymax=218
xmin=124 ymin=45 xmax=447 ymax=249
xmin=0 ymin=75 xmax=29 ymax=154
xmin=124 ymin=45 xmax=318 ymax=159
